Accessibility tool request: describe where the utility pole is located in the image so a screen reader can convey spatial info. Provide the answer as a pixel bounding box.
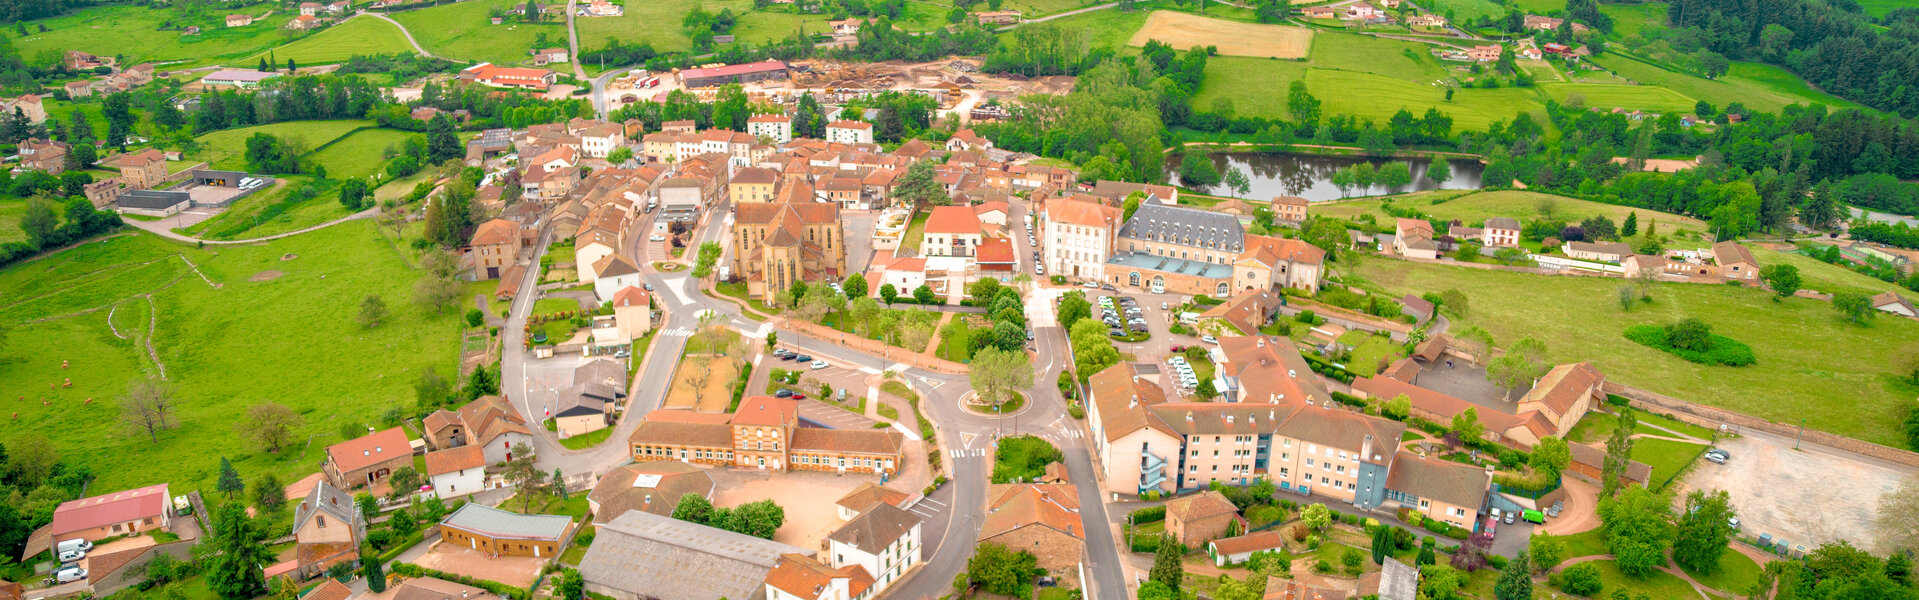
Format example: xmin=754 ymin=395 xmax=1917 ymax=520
xmin=1795 ymin=418 xmax=1805 ymax=450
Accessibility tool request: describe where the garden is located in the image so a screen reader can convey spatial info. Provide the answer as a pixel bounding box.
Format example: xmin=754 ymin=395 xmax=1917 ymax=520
xmin=989 ymin=435 xmax=1063 ymax=484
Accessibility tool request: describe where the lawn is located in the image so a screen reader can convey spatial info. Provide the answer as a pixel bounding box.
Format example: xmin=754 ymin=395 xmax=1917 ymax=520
xmin=900 ymin=210 xmax=930 ymax=252
xmin=1315 ymin=190 xmax=1713 ymax=245
xmin=240 ymin=16 xmax=417 ymax=66
xmin=1348 ymin=257 xmax=1919 ymax=447
xmin=1565 ymin=559 xmax=1704 ymax=600
xmin=1682 ymin=546 xmax=1764 ymax=597
xmin=1589 ymin=53 xmax=1869 ymax=114
xmin=1304 ymin=69 xmax=1544 ymax=132
xmin=43 ymin=98 xmax=109 ymax=140
xmin=1335 ymin=329 xmax=1403 ymax=377
xmin=1631 ymin=437 xmax=1706 ymax=490
xmin=1030 ymin=6 xmax=1150 ymax=51
xmin=307 ymin=128 xmax=417 ymax=180
xmin=1857 ymin=0 xmax=1905 ymax=18
xmin=7 ymin=5 xmax=296 ymax=68
xmin=1308 ymin=32 xmax=1448 ymax=83
xmin=936 ymin=316 xmax=983 ymax=362
xmin=559 ymin=426 xmax=614 ymax=449
xmin=189 ymin=119 xmax=375 ymax=170
xmin=1422 ymin=0 xmax=1504 ymax=21
xmin=391 ymin=0 xmax=560 ymax=65
xmin=990 ymin=435 xmax=1062 ymax=484
xmin=1751 ymin=243 xmax=1918 ymax=297
xmin=1558 ymin=527 xmax=1609 ymax=559
xmin=178 ymin=176 xmax=360 ymax=241
xmin=0 ymin=198 xmax=41 ymax=244
xmin=0 ymin=221 xmax=464 ymax=493
xmin=1599 ymin=2 xmax=1665 ymax=38
xmin=1538 ymin=82 xmax=1700 ymax=113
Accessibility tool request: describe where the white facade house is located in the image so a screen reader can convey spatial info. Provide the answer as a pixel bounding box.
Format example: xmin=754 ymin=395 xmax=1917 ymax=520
xmin=748 ymin=114 xmax=792 ymax=144
xmin=425 ymin=447 xmax=486 ymax=499
xmin=825 ymin=503 xmax=922 ymax=599
xmin=1042 ymin=197 xmax=1121 ymax=282
xmin=579 ymin=126 xmax=625 ymax=159
xmin=593 ymin=255 xmax=644 ymax=303
xmin=825 ymin=120 xmax=874 ymax=145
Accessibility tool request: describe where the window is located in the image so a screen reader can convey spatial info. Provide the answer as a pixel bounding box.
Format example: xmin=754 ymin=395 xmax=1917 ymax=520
xmin=1306 ymin=458 xmax=1315 ymax=467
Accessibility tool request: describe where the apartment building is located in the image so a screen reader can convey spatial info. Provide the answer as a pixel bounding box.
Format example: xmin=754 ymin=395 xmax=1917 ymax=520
xmin=1042 ymin=196 xmax=1122 ymax=282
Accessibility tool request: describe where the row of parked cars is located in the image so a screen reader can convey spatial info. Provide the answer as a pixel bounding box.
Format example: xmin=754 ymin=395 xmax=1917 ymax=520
xmin=51 ymin=538 xmax=92 ymax=584
xmin=1167 ymin=354 xmax=1201 ymax=389
xmin=771 ymin=348 xmax=828 ymax=370
xmin=1099 ymin=296 xmax=1147 ymax=337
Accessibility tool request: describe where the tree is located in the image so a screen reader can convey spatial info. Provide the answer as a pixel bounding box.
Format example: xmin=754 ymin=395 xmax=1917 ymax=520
xmin=239 ymin=402 xmax=303 ymax=453
xmin=734 ymin=499 xmax=785 ymax=539
xmin=1495 ymin=551 xmax=1532 ymax=600
xmin=1438 ymin=289 xmax=1469 ymax=319
xmin=913 ymin=284 xmax=937 ymax=305
xmin=5 ymin=433 xmax=57 ymax=487
xmin=1450 ymin=534 xmax=1489 ymax=571
xmin=415 ymin=369 xmax=452 ymax=412
xmin=1378 ymin=161 xmax=1412 ymax=191
xmin=1673 ymin=489 xmax=1737 ymax=575
xmin=1056 ymin=292 xmax=1092 ymax=331
xmin=895 ymin=161 xmax=947 ymax=208
xmin=1370 ymin=525 xmax=1392 ymax=565
xmin=1223 ymin=168 xmax=1251 ymax=197
xmin=503 ymin=443 xmax=547 ymax=511
xmin=357 ymin=294 xmax=388 ymax=328
xmin=557 ymin=568 xmax=584 ymax=600
xmin=19 ymin=200 xmax=57 ymax=249
xmin=1600 ymin=409 xmax=1638 ymax=497
xmin=119 ymin=376 xmax=180 ymax=443
xmin=1598 ymin=485 xmax=1673 ymax=577
xmin=1834 ymin=291 xmax=1874 ymax=325
xmin=1874 ymin=476 xmax=1919 ymax=553
xmin=843 ymin=273 xmax=868 ymax=299
xmin=362 ymin=553 xmax=386 ymax=593
xmin=1301 ymin=504 xmax=1331 ymax=531
xmin=1123 ymin=192 xmax=1144 ymax=221
xmin=1286 ymin=80 xmax=1321 ymax=124
xmin=1450 ymin=408 xmax=1483 ymax=443
xmin=671 ymin=494 xmax=714 ymax=523
xmin=426 ymin=115 xmax=461 ymax=162
xmin=1665 ymin=318 xmax=1713 ymax=351
xmin=966 ymin=542 xmax=1039 ymax=596
xmin=1759 ymin=264 xmax=1801 ymax=301
xmin=606 ymin=147 xmax=633 ymax=164
xmin=1486 ymin=337 xmax=1548 ymax=392
xmin=1529 ymin=531 xmax=1565 ymax=572
xmin=1532 ymin=436 xmax=1571 ymax=478
xmin=1179 ymin=152 xmax=1221 ymax=187
xmin=386 ymin=466 xmax=423 ymax=499
xmin=879 ymin=283 xmax=899 ymax=305
xmin=1427 ymin=158 xmax=1452 ymax=186
xmin=1558 ymin=562 xmax=1603 ymax=596
xmin=217 ymin=457 xmax=245 ymax=499
xmin=1622 ymin=212 xmax=1639 ymax=236
xmin=205 ymin=502 xmax=269 ymax=599
xmin=1151 ymin=534 xmax=1183 ymax=590
xmin=970 ymin=347 xmax=1033 ymax=407
xmin=252 ymin=473 xmax=286 ymax=515
xmin=339 ymin=179 xmax=369 ymax=210
xmin=1384 ymin=394 xmax=1412 ymax=419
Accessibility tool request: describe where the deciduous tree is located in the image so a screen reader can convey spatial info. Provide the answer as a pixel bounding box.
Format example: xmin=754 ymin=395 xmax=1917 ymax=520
xmin=1759 ymin=264 xmax=1801 ymax=301
xmin=1874 ymin=476 xmax=1919 ymax=554
xmin=1598 ymin=485 xmax=1673 ymax=577
xmin=119 ymin=376 xmax=180 ymax=443
xmin=358 ymin=294 xmax=388 ymax=328
xmin=1674 ymin=489 xmax=1737 ymax=574
xmin=239 ymin=402 xmax=303 ymax=453
xmin=969 ymin=347 xmax=1033 ymax=407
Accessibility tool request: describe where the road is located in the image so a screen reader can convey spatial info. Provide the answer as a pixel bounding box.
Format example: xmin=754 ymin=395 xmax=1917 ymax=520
xmin=364 ymin=12 xmax=462 ymax=62
xmin=490 ymin=191 xmax=1129 ymax=598
xmin=120 ymin=206 xmax=376 ymax=245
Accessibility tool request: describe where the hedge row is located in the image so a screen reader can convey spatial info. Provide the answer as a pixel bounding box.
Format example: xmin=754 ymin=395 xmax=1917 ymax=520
xmin=1300 ymin=353 xmax=1358 ymax=384
xmin=1623 ymin=325 xmax=1757 ymax=366
xmin=391 ymin=563 xmax=530 ymax=600
xmin=1129 ymin=506 xmax=1166 ymax=524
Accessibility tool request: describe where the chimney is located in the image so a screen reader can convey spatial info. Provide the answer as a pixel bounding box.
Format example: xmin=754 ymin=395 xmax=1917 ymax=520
xmin=1185 ymin=411 xmax=1193 ymax=423
xmin=1226 ymin=415 xmax=1234 ymax=424
xmin=1360 ymin=434 xmax=1374 ymax=461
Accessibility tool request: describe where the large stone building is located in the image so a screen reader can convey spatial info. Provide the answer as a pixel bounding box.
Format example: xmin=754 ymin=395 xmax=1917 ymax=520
xmin=731 ymin=198 xmax=847 ymax=301
xmin=628 ymin=397 xmax=907 ymax=476
xmin=980 ymin=484 xmax=1084 ymax=588
xmin=1104 ymin=197 xmax=1324 ymax=296
xmin=1041 ymin=196 xmax=1122 ymax=281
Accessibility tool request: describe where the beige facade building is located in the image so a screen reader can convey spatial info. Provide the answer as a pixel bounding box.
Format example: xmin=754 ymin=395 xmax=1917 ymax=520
xmin=1042 ymin=197 xmax=1121 ymax=281
xmin=628 ymin=397 xmax=907 ymax=476
xmin=731 ymin=198 xmax=846 ymax=300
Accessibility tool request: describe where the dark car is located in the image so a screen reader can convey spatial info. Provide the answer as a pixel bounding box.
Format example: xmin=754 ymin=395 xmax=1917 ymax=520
xmin=774 ymin=389 xmax=794 ymax=398
xmin=1108 ymin=329 xmax=1125 ymax=337
xmin=1100 ymin=283 xmax=1116 ymax=291
xmin=795 ymin=355 xmax=814 ymax=363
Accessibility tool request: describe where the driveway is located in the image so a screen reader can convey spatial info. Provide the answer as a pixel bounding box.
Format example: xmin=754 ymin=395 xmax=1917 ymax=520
xmin=840 ymin=210 xmax=878 ymax=275
xmin=1675 ymin=427 xmax=1916 ymax=554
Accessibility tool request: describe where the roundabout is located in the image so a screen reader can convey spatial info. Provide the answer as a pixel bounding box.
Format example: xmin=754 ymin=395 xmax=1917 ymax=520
xmin=961 ymin=389 xmax=1030 ymax=418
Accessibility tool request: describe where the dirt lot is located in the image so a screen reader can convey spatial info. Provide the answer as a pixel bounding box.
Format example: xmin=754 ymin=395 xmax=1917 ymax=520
xmin=1676 ymin=428 xmax=1915 ymax=554
xmin=413 ymin=542 xmax=546 ymax=588
xmin=664 ymin=354 xmax=741 ymax=412
xmin=1127 ymin=11 xmax=1314 ymax=59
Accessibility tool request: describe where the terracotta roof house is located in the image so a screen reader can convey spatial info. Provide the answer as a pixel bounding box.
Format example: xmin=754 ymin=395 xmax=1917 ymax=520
xmin=1872 ymin=292 xmax=1918 ymax=317
xmin=423 ymin=445 xmax=486 ymax=499
xmin=836 ymin=482 xmax=910 ymax=521
xmin=1164 ymin=490 xmax=1245 ymax=547
xmin=587 ymin=462 xmax=717 ymax=522
xmin=981 ymin=484 xmax=1085 ymax=588
xmin=762 ymin=553 xmax=872 ymax=600
xmin=1383 ymin=451 xmax=1491 ymax=530
xmin=41 ymin=483 xmax=171 ymax=550
xmin=323 ymin=427 xmax=414 ymax=490
xmin=1208 ymin=531 xmax=1286 ymax=566
xmin=1198 ymin=289 xmax=1280 ymax=335
xmin=392 ymin=577 xmax=497 ymax=600
xmin=301 ymin=579 xmax=353 ymax=600
xmin=1566 ymin=442 xmax=1650 ymax=488
xmin=1711 ymin=241 xmax=1760 ymax=284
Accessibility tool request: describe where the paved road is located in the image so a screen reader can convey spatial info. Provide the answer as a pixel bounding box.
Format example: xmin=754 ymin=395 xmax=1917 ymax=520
xmin=564 ymin=0 xmax=587 ymax=81
xmin=120 ymin=207 xmax=376 ymax=245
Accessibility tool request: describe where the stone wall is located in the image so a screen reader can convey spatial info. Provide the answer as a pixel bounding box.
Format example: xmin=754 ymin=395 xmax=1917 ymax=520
xmin=1602 ymin=381 xmax=1919 ymax=469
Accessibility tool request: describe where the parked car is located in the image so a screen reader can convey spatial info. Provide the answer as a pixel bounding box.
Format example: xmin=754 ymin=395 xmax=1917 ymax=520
xmin=795 ymin=355 xmax=813 ymax=363
xmin=53 ymin=567 xmax=86 ymax=584
xmin=1503 ymin=511 xmax=1516 ymax=525
xmin=649 ymin=234 xmax=666 ymax=242
xmin=1108 ymin=329 xmax=1125 ymax=337
xmin=57 ymin=549 xmax=85 ymax=563
xmin=1100 ymin=283 xmax=1116 ymax=291
xmin=811 ymin=360 xmax=828 ymax=370
xmin=55 ymin=539 xmax=91 ymax=554
xmin=1707 ymin=448 xmax=1731 ymax=459
xmin=1705 ymin=453 xmax=1727 ymax=464
xmin=1170 ymin=345 xmax=1186 ymax=353
xmin=1201 ymin=335 xmax=1218 ymax=344
xmin=791 ymin=394 xmax=806 ymax=400
xmin=773 ymin=349 xmax=792 ymax=358
xmin=775 ymin=389 xmax=794 ymax=398
xmin=642 ymin=283 xmax=654 ymax=291
xmin=1081 ymin=281 xmax=1099 ymax=288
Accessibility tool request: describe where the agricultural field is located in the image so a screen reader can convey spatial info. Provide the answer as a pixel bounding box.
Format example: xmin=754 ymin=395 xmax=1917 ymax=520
xmin=1032 ymin=7 xmax=1149 ymax=51
xmin=1126 ymin=11 xmax=1313 ymax=59
xmin=1349 ymin=255 xmax=1919 ymax=447
xmin=578 ymin=0 xmax=823 ymax=54
xmin=240 ymin=16 xmax=416 ymax=66
xmin=1303 ymin=69 xmax=1544 ymax=131
xmin=5 ymin=5 xmax=294 ymax=68
xmin=1315 ymin=190 xmax=1714 ymax=246
xmin=1857 ymin=0 xmax=1904 ymax=19
xmin=1599 ymin=1 xmax=1666 ymax=38
xmin=1421 ymin=0 xmax=1504 ymax=22
xmin=308 ymin=128 xmax=418 ymax=180
xmin=390 ymin=0 xmax=560 ymax=65
xmin=1741 ymin=242 xmax=1918 ymax=298
xmin=1538 ymin=82 xmax=1700 ymax=113
xmin=1590 ymin=54 xmax=1869 ymax=113
xmin=0 ymin=222 xmax=463 ymax=493
xmin=187 ymin=119 xmax=374 ymax=170
xmin=42 ymin=99 xmax=109 ymax=140
xmin=0 ymin=199 xmax=43 ymax=244
xmin=1307 ymin=32 xmax=1449 ymax=83
xmin=177 ymin=175 xmax=355 ymax=240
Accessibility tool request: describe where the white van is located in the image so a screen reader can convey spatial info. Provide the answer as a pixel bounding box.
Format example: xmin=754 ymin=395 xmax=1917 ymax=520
xmin=53 ymin=566 xmax=87 ymax=584
xmin=55 ymin=539 xmax=92 ymax=554
xmin=1178 ymin=312 xmax=1200 ymax=326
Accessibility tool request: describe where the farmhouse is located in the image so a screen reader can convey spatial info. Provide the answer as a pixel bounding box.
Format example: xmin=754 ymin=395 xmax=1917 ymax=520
xmin=972 ymin=9 xmax=1022 ymax=24
xmin=226 ymin=14 xmax=254 ymax=26
xmin=1710 ymin=241 xmax=1760 ymax=284
xmin=323 ymin=427 xmax=414 ymax=490
xmin=587 ymin=462 xmax=717 ymax=523
xmin=1393 ymin=218 xmax=1438 ymax=259
xmin=1301 ymin=5 xmax=1337 ymax=18
xmin=438 ymin=503 xmax=575 ymax=558
xmin=1467 ymin=44 xmax=1503 ymax=62
xmin=679 ymin=60 xmax=789 ymax=88
xmin=459 ymin=63 xmax=557 ymax=91
xmin=468 ymin=218 xmax=521 ymax=280
xmin=424 ymin=445 xmax=486 ymax=499
xmin=1872 ymin=292 xmax=1917 ymax=317
xmin=1408 ymin=13 xmax=1446 ymax=27
xmin=1208 ymin=531 xmax=1285 ymax=566
xmin=1563 ymin=240 xmax=1633 ymax=262
xmin=291 ymin=482 xmax=365 ymax=579
xmin=421 ymin=395 xmax=534 ymax=464
xmin=628 ymin=396 xmax=907 ymax=476
xmin=1163 ymin=490 xmax=1245 ymax=547
xmin=981 ymin=484 xmax=1084 ymax=588
xmin=39 ymin=484 xmax=171 ymax=550
xmin=530 ymin=48 xmax=570 ymax=65
xmin=102 ymin=149 xmax=169 ymax=191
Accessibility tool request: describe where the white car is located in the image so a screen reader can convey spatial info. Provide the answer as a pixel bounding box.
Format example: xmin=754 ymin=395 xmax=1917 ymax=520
xmin=811 ymin=360 xmax=828 ymax=370
xmin=649 ymin=234 xmax=665 ymax=242
xmin=53 ymin=566 xmax=86 ymax=584
xmin=57 ymin=549 xmax=85 ymax=563
xmin=1201 ymin=335 xmax=1218 ymax=344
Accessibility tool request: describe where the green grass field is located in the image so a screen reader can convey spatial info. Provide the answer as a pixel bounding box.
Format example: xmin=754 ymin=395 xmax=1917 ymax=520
xmin=1423 ymin=0 xmax=1504 ymax=22
xmin=1630 ymin=437 xmax=1706 ymax=489
xmin=577 ymin=0 xmax=697 ymax=52
xmin=1349 ymin=256 xmax=1919 ymax=447
xmin=1539 ymin=82 xmax=1700 ymax=113
xmin=1196 ymin=63 xmax=1544 ymax=131
xmin=1600 ymin=2 xmax=1666 ymax=38
xmin=308 ymin=128 xmax=417 ymax=180
xmin=391 ymin=0 xmax=559 ymax=64
xmin=1682 ymin=546 xmax=1764 ymax=597
xmin=0 ymin=222 xmax=462 ymax=493
xmin=1743 ymin=243 xmax=1916 ymax=298
xmin=7 ymin=5 xmax=295 ymax=68
xmin=0 ymin=199 xmax=39 ymax=244
xmin=241 ymin=16 xmax=416 ymax=65
xmin=1857 ymin=0 xmax=1904 ymax=18
xmin=1590 ymin=54 xmax=1868 ymax=113
xmin=43 ymin=98 xmax=108 ymax=140
xmin=189 ymin=119 xmax=374 ymax=170
xmin=1309 ymin=32 xmax=1449 ymax=83
xmin=178 ymin=175 xmax=362 ymax=240
xmin=1314 ymin=190 xmax=1715 ymax=244
xmin=1566 ymin=560 xmax=1703 ymax=600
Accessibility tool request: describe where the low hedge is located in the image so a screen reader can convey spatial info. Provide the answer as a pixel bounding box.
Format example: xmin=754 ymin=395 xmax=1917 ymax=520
xmin=1130 ymin=506 xmax=1166 ymax=523
xmin=391 ymin=563 xmax=530 ymax=600
xmin=374 ymin=532 xmax=424 ymax=562
xmin=1301 ymin=353 xmax=1357 ymax=384
xmin=1623 ymin=325 xmax=1756 ymax=366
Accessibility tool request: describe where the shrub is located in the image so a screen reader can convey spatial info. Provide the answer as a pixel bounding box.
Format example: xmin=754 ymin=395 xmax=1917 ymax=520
xmin=1556 ymin=562 xmax=1603 ymax=596
xmin=1131 ymin=506 xmax=1167 ymax=523
xmin=1623 ymin=324 xmax=1756 ymax=366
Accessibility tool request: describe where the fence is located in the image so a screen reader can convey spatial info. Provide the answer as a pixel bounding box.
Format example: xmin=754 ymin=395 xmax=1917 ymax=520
xmin=1602 ymin=381 xmax=1919 ymax=470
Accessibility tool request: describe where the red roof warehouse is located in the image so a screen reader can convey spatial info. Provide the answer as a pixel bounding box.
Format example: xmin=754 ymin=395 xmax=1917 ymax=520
xmin=679 ymin=60 xmax=790 ymax=88
xmin=459 ymin=63 xmax=557 ymax=91
xmin=45 ymin=483 xmax=172 ymax=546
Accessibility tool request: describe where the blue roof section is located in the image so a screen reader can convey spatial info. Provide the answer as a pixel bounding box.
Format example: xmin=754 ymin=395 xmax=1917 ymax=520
xmin=1104 ymin=252 xmax=1234 ymax=279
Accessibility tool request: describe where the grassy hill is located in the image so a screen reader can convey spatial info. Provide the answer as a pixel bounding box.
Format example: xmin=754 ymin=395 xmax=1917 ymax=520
xmin=240 ymin=15 xmax=417 ymax=66
xmin=1316 ymin=190 xmax=1716 ymax=247
xmin=390 ymin=0 xmax=558 ymax=66
xmin=6 ymin=5 xmax=295 ymax=68
xmin=0 ymin=222 xmax=463 ymax=493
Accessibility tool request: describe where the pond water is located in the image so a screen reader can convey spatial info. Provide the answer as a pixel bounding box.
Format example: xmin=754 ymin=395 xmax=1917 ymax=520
xmin=1164 ymin=152 xmax=1487 ymax=202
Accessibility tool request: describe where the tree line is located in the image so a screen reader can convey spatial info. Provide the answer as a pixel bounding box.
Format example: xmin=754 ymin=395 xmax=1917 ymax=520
xmin=1665 ymin=0 xmax=1919 ymax=117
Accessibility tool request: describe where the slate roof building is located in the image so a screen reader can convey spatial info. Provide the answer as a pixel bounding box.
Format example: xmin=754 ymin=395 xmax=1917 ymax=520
xmin=437 ymin=503 xmax=575 ymax=558
xmin=581 ymin=510 xmax=810 ymax=600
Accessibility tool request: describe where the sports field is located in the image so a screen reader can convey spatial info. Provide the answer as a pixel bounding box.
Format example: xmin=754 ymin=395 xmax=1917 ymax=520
xmin=1127 ymin=11 xmax=1312 ymax=59
xmin=7 ymin=5 xmax=294 ymax=67
xmin=241 ymin=16 xmax=416 ymax=65
xmin=0 ymin=222 xmax=463 ymax=492
xmin=390 ymin=0 xmax=558 ymax=65
xmin=307 ymin=128 xmax=417 ymax=180
xmin=1351 ymin=255 xmax=1919 ymax=447
xmin=1538 ymin=82 xmax=1699 ymax=113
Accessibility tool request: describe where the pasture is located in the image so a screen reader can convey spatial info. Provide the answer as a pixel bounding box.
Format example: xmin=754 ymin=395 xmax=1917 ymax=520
xmin=0 ymin=222 xmax=462 ymax=493
xmin=1350 ymin=255 xmax=1919 ymax=448
xmin=1589 ymin=54 xmax=1869 ymax=113
xmin=1308 ymin=32 xmax=1449 ymax=83
xmin=308 ymin=128 xmax=417 ymax=180
xmin=1314 ymin=190 xmax=1714 ymax=242
xmin=1030 ymin=6 xmax=1148 ymax=51
xmin=1303 ymin=69 xmax=1544 ymax=131
xmin=187 ymin=119 xmax=374 ymax=170
xmin=1538 ymin=82 xmax=1699 ymax=113
xmin=6 ymin=5 xmax=294 ymax=67
xmin=1126 ymin=11 xmax=1313 ymax=59
xmin=390 ymin=0 xmax=558 ymax=65
xmin=240 ymin=16 xmax=417 ymax=65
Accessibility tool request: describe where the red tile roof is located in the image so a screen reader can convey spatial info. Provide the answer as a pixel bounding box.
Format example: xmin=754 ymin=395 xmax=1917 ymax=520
xmin=423 ymin=445 xmax=484 ymax=476
xmin=730 ymin=396 xmax=800 ymax=427
xmin=924 ymin=206 xmax=982 ymax=235
xmin=326 ymin=427 xmax=412 ymax=474
xmin=471 ymin=219 xmax=518 ymax=246
xmin=612 ymin=286 xmax=650 ymax=308
xmin=48 ymin=484 xmax=169 ymax=538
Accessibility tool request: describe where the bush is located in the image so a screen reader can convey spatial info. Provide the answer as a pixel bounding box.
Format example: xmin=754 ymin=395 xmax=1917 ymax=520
xmin=1554 ymin=562 xmax=1603 ymax=596
xmin=1130 ymin=506 xmax=1167 ymax=523
xmin=1623 ymin=324 xmax=1756 ymax=366
xmin=391 ymin=563 xmax=531 ymax=600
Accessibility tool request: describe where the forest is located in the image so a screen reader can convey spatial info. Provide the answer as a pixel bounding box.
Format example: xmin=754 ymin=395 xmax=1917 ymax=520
xmin=1663 ymin=0 xmax=1919 ymax=117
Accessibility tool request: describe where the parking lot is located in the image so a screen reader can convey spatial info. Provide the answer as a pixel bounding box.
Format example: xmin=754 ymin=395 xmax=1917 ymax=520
xmin=1077 ymin=289 xmax=1209 ymax=393
xmin=1676 ymin=428 xmax=1916 ymax=554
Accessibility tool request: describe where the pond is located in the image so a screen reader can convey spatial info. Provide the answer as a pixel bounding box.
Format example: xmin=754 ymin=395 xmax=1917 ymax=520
xmin=1164 ymin=152 xmax=1486 ymax=202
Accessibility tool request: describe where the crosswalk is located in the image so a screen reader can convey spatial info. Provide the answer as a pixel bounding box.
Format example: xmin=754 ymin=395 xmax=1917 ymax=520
xmin=948 ymin=448 xmax=988 ymax=459
xmin=657 ymin=328 xmax=694 ymax=338
xmin=1037 ymin=429 xmax=1086 ymax=442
